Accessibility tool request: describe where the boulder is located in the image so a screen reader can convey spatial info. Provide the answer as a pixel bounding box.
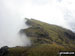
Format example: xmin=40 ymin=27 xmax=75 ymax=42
xmin=0 ymin=46 xmax=9 ymax=56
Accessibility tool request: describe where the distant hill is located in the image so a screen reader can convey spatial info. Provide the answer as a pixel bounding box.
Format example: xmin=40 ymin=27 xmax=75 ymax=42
xmin=1 ymin=18 xmax=75 ymax=56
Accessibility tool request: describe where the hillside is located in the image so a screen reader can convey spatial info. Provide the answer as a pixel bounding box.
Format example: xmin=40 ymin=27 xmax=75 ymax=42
xmin=21 ymin=18 xmax=75 ymax=48
xmin=0 ymin=18 xmax=75 ymax=56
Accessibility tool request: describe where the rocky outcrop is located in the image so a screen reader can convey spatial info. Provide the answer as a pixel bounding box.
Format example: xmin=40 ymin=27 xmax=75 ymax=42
xmin=64 ymin=31 xmax=75 ymax=40
xmin=0 ymin=46 xmax=9 ymax=56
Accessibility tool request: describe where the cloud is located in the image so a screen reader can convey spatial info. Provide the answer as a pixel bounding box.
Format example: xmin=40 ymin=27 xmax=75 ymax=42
xmin=0 ymin=0 xmax=75 ymax=47
xmin=58 ymin=0 xmax=75 ymax=31
xmin=32 ymin=0 xmax=50 ymax=5
xmin=57 ymin=0 xmax=62 ymax=2
xmin=0 ymin=0 xmax=31 ymax=47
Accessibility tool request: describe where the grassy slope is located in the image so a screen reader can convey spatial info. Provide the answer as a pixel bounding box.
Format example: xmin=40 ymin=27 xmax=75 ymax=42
xmin=24 ymin=19 xmax=75 ymax=47
xmin=8 ymin=18 xmax=75 ymax=56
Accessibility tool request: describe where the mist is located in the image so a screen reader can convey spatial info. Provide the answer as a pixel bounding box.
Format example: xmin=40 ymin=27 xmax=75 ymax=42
xmin=0 ymin=12 xmax=31 ymax=47
xmin=0 ymin=0 xmax=31 ymax=47
xmin=0 ymin=0 xmax=75 ymax=47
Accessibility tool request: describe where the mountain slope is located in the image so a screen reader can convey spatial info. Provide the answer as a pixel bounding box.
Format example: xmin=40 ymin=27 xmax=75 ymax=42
xmin=1 ymin=18 xmax=75 ymax=56
xmin=21 ymin=18 xmax=75 ymax=48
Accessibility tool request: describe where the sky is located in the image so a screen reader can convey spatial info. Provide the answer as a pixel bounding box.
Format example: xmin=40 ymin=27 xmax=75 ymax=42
xmin=0 ymin=0 xmax=75 ymax=30
xmin=0 ymin=0 xmax=75 ymax=47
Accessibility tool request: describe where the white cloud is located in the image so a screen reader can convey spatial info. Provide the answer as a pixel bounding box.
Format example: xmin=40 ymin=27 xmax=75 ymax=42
xmin=0 ymin=0 xmax=31 ymax=47
xmin=57 ymin=0 xmax=75 ymax=31
xmin=0 ymin=0 xmax=75 ymax=47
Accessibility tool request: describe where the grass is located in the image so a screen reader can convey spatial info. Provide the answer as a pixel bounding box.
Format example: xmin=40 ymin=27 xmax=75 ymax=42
xmin=5 ymin=18 xmax=75 ymax=56
xmin=24 ymin=19 xmax=75 ymax=47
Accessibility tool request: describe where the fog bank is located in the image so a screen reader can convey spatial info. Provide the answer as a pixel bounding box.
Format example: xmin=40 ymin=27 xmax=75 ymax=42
xmin=0 ymin=0 xmax=75 ymax=47
xmin=0 ymin=0 xmax=31 ymax=47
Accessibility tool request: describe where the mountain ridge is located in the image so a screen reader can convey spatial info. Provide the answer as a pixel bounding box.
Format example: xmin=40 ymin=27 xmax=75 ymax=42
xmin=0 ymin=18 xmax=75 ymax=56
xmin=20 ymin=18 xmax=75 ymax=48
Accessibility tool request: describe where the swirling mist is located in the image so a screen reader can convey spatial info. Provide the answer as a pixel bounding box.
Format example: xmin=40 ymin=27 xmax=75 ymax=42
xmin=0 ymin=0 xmax=75 ymax=47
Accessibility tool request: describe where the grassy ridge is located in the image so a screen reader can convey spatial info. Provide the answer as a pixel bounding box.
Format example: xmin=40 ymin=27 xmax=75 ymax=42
xmin=7 ymin=18 xmax=75 ymax=56
xmin=24 ymin=19 xmax=75 ymax=47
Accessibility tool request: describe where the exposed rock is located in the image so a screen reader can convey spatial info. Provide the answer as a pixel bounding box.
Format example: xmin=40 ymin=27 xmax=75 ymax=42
xmin=0 ymin=46 xmax=9 ymax=56
xmin=64 ymin=31 xmax=75 ymax=40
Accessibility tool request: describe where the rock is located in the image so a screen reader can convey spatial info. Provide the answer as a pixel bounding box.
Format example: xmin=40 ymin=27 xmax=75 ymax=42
xmin=0 ymin=46 xmax=9 ymax=56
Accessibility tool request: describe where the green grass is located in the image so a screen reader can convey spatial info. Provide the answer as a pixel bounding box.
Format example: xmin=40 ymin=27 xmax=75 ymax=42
xmin=6 ymin=18 xmax=75 ymax=56
xmin=24 ymin=19 xmax=75 ymax=48
xmin=8 ymin=44 xmax=75 ymax=56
